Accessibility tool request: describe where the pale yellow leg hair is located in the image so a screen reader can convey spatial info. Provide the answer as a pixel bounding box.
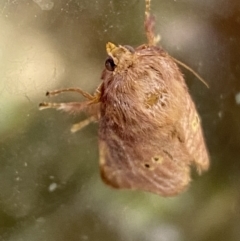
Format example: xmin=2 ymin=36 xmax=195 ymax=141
xmin=39 ymin=85 xmax=101 ymax=131
xmin=71 ymin=116 xmax=97 ymax=133
xmin=46 ymin=87 xmax=95 ymax=100
xmin=39 ymin=101 xmax=63 ymax=110
xmin=39 ymin=83 xmax=102 ymax=112
xmin=39 ymin=101 xmax=91 ymax=113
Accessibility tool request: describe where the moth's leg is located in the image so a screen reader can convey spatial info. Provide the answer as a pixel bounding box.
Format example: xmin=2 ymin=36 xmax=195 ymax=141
xmin=144 ymin=0 xmax=160 ymax=46
xmin=40 ymin=82 xmax=102 ymax=119
xmin=71 ymin=115 xmax=97 ymax=133
xmin=46 ymin=82 xmax=103 ymax=102
xmin=46 ymin=88 xmax=95 ymax=100
xmin=39 ymin=101 xmax=91 ymax=114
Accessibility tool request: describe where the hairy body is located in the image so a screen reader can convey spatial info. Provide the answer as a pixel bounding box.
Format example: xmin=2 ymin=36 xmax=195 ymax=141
xmin=39 ymin=0 xmax=209 ymax=196
xmin=98 ymin=44 xmax=209 ymax=196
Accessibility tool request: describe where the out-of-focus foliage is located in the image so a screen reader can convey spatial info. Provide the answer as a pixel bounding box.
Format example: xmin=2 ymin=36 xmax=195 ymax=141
xmin=0 ymin=0 xmax=240 ymax=241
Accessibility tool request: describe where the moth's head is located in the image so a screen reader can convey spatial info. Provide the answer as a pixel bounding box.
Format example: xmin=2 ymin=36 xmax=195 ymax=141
xmin=105 ymin=42 xmax=135 ymax=72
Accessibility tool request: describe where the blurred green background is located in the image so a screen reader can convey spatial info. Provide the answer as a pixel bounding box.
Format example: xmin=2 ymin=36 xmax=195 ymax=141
xmin=0 ymin=0 xmax=240 ymax=240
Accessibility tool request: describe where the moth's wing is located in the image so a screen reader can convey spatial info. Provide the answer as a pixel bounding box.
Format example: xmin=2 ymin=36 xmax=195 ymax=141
xmin=99 ymin=134 xmax=191 ymax=197
xmin=179 ymin=96 xmax=209 ymax=173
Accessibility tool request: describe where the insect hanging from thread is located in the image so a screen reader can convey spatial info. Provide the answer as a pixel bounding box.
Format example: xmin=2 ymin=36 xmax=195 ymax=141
xmin=39 ymin=0 xmax=209 ymax=196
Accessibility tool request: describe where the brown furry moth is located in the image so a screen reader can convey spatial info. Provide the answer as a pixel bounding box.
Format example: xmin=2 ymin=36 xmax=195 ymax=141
xmin=39 ymin=0 xmax=209 ymax=196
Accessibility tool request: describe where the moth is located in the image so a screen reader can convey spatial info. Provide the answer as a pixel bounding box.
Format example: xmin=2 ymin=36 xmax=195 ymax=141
xmin=39 ymin=0 xmax=209 ymax=196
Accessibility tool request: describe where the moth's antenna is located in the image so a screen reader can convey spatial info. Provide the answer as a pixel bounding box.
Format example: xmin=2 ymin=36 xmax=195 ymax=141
xmin=172 ymin=57 xmax=209 ymax=88
xmin=144 ymin=1 xmax=208 ymax=88
xmin=145 ymin=0 xmax=160 ymax=46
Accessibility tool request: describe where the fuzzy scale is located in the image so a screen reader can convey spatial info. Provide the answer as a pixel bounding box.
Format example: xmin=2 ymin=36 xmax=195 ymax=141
xmin=39 ymin=0 xmax=209 ymax=196
xmin=99 ymin=44 xmax=209 ymax=196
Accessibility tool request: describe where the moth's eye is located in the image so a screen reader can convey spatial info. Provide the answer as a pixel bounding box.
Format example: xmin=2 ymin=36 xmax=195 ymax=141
xmin=105 ymin=57 xmax=116 ymax=71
